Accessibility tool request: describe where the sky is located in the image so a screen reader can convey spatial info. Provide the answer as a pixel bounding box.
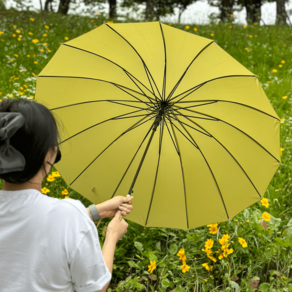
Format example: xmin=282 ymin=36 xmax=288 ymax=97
xmin=5 ymin=0 xmax=292 ymax=25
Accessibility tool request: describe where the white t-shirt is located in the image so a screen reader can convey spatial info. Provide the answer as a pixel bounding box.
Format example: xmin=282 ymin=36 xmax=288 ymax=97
xmin=0 ymin=188 xmax=112 ymax=292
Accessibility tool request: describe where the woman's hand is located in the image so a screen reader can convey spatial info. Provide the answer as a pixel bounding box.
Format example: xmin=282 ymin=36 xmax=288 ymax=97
xmin=93 ymin=195 xmax=134 ymax=220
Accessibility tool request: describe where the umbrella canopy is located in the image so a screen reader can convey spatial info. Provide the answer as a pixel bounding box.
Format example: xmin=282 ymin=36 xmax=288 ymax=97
xmin=35 ymin=22 xmax=280 ymax=230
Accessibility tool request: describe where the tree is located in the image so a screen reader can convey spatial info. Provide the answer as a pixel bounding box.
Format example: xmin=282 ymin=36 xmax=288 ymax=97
xmin=175 ymin=0 xmax=197 ymax=24
xmin=208 ymin=0 xmax=237 ymax=22
xmin=58 ymin=0 xmax=71 ymax=14
xmin=276 ymin=0 xmax=288 ymax=25
xmin=244 ymin=0 xmax=262 ymax=23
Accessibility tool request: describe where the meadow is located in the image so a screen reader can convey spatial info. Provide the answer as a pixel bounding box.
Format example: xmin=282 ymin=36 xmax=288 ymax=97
xmin=1 ymin=8 xmax=292 ymax=291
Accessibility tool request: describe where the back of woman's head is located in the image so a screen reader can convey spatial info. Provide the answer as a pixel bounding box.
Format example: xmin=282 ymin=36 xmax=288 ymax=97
xmin=0 ymin=99 xmax=59 ymax=184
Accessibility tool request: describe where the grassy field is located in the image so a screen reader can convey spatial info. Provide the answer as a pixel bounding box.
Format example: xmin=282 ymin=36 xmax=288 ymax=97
xmin=1 ymin=8 xmax=292 ymax=291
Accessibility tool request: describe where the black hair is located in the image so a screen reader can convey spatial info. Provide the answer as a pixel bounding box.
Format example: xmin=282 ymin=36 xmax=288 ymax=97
xmin=0 ymin=99 xmax=60 ymax=184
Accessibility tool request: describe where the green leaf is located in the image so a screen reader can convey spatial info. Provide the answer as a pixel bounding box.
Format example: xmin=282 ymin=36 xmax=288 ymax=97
xmin=161 ymin=278 xmax=170 ymax=288
xmin=169 ymin=243 xmax=178 ymax=255
xmin=243 ymin=209 xmax=250 ymax=220
xmin=134 ymin=241 xmax=143 ymax=253
xmin=229 ymin=281 xmax=240 ymax=292
xmin=148 ymin=253 xmax=157 ymax=262
xmin=155 ymin=241 xmax=161 ymax=251
xmin=128 ymin=261 xmax=138 ymax=268
xmin=259 ymin=283 xmax=270 ymax=292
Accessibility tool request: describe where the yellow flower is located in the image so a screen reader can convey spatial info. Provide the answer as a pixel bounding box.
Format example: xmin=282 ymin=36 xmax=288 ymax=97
xmin=281 ymin=60 xmax=285 ymax=64
xmin=32 ymin=39 xmax=39 ymax=44
xmin=279 ymin=64 xmax=283 ymax=68
xmin=107 ymin=21 xmax=113 ymax=24
xmin=27 ymin=55 xmax=30 ymax=58
xmin=96 ymin=12 xmax=99 ymax=15
xmin=280 ymin=147 xmax=284 ymax=156
xmin=168 ymin=23 xmax=172 ymax=25
xmin=222 ymin=234 xmax=230 ymax=241
xmin=253 ymin=22 xmax=257 ymax=25
xmin=41 ymin=187 xmax=50 ymax=194
xmin=194 ymin=27 xmax=197 ymax=32
xmin=18 ymin=38 xmax=21 ymax=41
xmin=282 ymin=96 xmax=288 ymax=99
xmin=230 ymin=14 xmax=233 ymax=17
xmin=246 ymin=220 xmax=249 ymax=223
xmin=185 ymin=25 xmax=190 ymax=29
xmin=52 ymin=171 xmax=61 ymax=177
xmin=0 ymin=31 xmax=4 ymax=35
xmin=148 ymin=260 xmax=156 ymax=273
xmin=238 ymin=237 xmax=248 ymax=248
xmin=43 ymin=42 xmax=48 ymax=46
xmin=34 ymin=61 xmax=38 ymax=64
xmin=64 ymin=36 xmax=69 ymax=40
xmin=10 ymin=59 xmax=13 ymax=62
xmin=207 ymin=223 xmax=218 ymax=234
xmin=181 ymin=262 xmax=190 ymax=273
xmin=30 ymin=17 xmax=34 ymax=21
xmin=202 ymin=248 xmax=212 ymax=256
xmin=210 ymin=33 xmax=214 ymax=37
xmin=243 ymin=25 xmax=247 ymax=28
xmin=262 ymin=212 xmax=271 ymax=222
xmin=205 ymin=239 xmax=214 ymax=249
xmin=281 ymin=118 xmax=285 ymax=123
xmin=14 ymin=54 xmax=18 ymax=58
xmin=43 ymin=33 xmax=47 ymax=37
xmin=202 ymin=263 xmax=213 ymax=271
xmin=44 ymin=25 xmax=49 ymax=29
xmin=90 ymin=19 xmax=94 ymax=23
xmin=261 ymin=198 xmax=269 ymax=208
xmin=272 ymin=69 xmax=277 ymax=73
xmin=16 ymin=30 xmax=21 ymax=34
xmin=62 ymin=189 xmax=69 ymax=195
xmin=245 ymin=47 xmax=249 ymax=50
xmin=267 ymin=81 xmax=271 ymax=83
xmin=12 ymin=34 xmax=16 ymax=37
xmin=248 ymin=35 xmax=252 ymax=38
xmin=176 ymin=248 xmax=185 ymax=260
xmin=40 ymin=49 xmax=44 ymax=53
xmin=28 ymin=32 xmax=33 ymax=35
xmin=229 ymin=26 xmax=232 ymax=28
xmin=64 ymin=196 xmax=69 ymax=199
xmin=207 ymin=255 xmax=217 ymax=263
xmin=227 ymin=248 xmax=234 ymax=254
xmin=47 ymin=175 xmax=55 ymax=182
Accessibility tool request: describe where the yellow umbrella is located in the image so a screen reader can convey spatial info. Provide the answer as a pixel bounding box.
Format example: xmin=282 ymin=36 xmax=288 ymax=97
xmin=35 ymin=22 xmax=280 ymax=230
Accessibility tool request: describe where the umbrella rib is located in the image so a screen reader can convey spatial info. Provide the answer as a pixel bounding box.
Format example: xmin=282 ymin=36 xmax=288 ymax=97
xmin=145 ymin=120 xmax=164 ymax=227
xmin=60 ymin=109 xmax=148 ymax=144
xmin=38 ymin=75 xmax=155 ymax=103
xmin=166 ymin=41 xmax=214 ymax=101
xmin=159 ymin=22 xmax=167 ymax=101
xmin=70 ymin=114 xmax=156 ymax=186
xmin=170 ymin=112 xmax=230 ymax=220
xmin=172 ymin=101 xmax=218 ymax=109
xmin=63 ymin=43 xmax=156 ymax=100
xmin=110 ymin=125 xmax=153 ymax=198
xmin=168 ymin=117 xmax=189 ymax=230
xmin=50 ymin=100 xmax=153 ymax=111
xmin=143 ymin=64 xmax=159 ymax=103
xmin=165 ymin=114 xmax=198 ymax=149
xmin=174 ymin=108 xmax=263 ymax=198
xmin=163 ymin=117 xmax=179 ymax=154
xmin=169 ymin=75 xmax=256 ymax=104
xmin=174 ymin=105 xmax=280 ymax=163
xmin=106 ymin=24 xmax=163 ymax=100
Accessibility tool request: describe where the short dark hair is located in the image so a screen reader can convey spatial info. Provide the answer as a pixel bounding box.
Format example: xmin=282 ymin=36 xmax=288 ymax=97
xmin=0 ymin=99 xmax=60 ymax=184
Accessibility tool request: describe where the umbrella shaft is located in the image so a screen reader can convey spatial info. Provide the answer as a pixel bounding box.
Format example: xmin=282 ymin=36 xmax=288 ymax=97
xmin=128 ymin=114 xmax=162 ymax=195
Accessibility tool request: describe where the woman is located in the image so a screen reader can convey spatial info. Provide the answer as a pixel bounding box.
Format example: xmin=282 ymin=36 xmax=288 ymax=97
xmin=0 ymin=99 xmax=134 ymax=292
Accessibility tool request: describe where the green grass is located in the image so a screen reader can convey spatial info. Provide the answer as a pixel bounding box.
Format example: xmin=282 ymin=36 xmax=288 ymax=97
xmin=1 ymin=8 xmax=292 ymax=291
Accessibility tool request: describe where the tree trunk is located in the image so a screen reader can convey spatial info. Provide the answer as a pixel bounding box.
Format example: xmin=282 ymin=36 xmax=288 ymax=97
xmin=58 ymin=0 xmax=71 ymax=14
xmin=276 ymin=0 xmax=287 ymax=25
xmin=220 ymin=0 xmax=234 ymax=22
xmin=44 ymin=0 xmax=52 ymax=11
xmin=145 ymin=0 xmax=155 ymax=20
xmin=39 ymin=0 xmax=43 ymax=10
xmin=109 ymin=0 xmax=117 ymax=18
xmin=244 ymin=0 xmax=261 ymax=24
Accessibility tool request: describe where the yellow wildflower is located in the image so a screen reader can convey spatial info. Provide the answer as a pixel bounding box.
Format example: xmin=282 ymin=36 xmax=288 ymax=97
xmin=248 ymin=35 xmax=252 ymax=38
xmin=281 ymin=60 xmax=285 ymax=64
xmin=28 ymin=32 xmax=33 ymax=35
xmin=194 ymin=27 xmax=197 ymax=32
xmin=207 ymin=223 xmax=218 ymax=234
xmin=279 ymin=64 xmax=283 ymax=68
xmin=148 ymin=260 xmax=156 ymax=273
xmin=185 ymin=25 xmax=190 ymax=29
xmin=281 ymin=118 xmax=285 ymax=123
xmin=246 ymin=220 xmax=249 ymax=223
xmin=177 ymin=248 xmax=185 ymax=260
xmin=44 ymin=25 xmax=49 ymax=29
xmin=230 ymin=14 xmax=233 ymax=17
xmin=202 ymin=263 xmax=213 ymax=271
xmin=14 ymin=54 xmax=18 ymax=58
xmin=41 ymin=187 xmax=50 ymax=194
xmin=280 ymin=147 xmax=284 ymax=155
xmin=32 ymin=39 xmax=39 ymax=44
xmin=47 ymin=175 xmax=55 ymax=182
xmin=282 ymin=96 xmax=288 ymax=99
xmin=34 ymin=61 xmax=38 ymax=64
xmin=30 ymin=17 xmax=34 ymax=21
xmin=64 ymin=196 xmax=69 ymax=199
xmin=12 ymin=34 xmax=16 ymax=37
xmin=205 ymin=239 xmax=214 ymax=249
xmin=52 ymin=171 xmax=61 ymax=177
xmin=16 ymin=30 xmax=21 ymax=34
xmin=207 ymin=255 xmax=217 ymax=263
xmin=43 ymin=33 xmax=47 ymax=37
xmin=0 ymin=31 xmax=4 ymax=35
xmin=245 ymin=48 xmax=249 ymax=50
xmin=272 ymin=69 xmax=277 ymax=73
xmin=64 ymin=36 xmax=69 ymax=40
xmin=62 ymin=189 xmax=69 ymax=195
xmin=262 ymin=212 xmax=271 ymax=222
xmin=181 ymin=262 xmax=190 ymax=273
xmin=229 ymin=26 xmax=232 ymax=28
xmin=222 ymin=234 xmax=230 ymax=241
xmin=261 ymin=198 xmax=269 ymax=208
xmin=202 ymin=248 xmax=212 ymax=256
xmin=107 ymin=21 xmax=113 ymax=24
xmin=27 ymin=55 xmax=30 ymax=58
xmin=210 ymin=33 xmax=214 ymax=37
xmin=238 ymin=237 xmax=248 ymax=248
xmin=243 ymin=25 xmax=247 ymax=28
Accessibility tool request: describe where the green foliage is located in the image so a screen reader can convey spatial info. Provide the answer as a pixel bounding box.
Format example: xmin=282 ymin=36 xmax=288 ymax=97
xmin=1 ymin=10 xmax=292 ymax=291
